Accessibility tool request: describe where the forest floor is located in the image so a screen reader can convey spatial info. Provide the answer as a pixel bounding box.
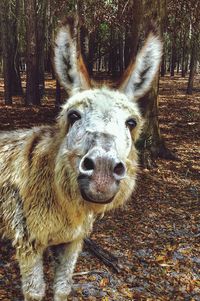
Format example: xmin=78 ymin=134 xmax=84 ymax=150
xmin=0 ymin=74 xmax=199 ymax=301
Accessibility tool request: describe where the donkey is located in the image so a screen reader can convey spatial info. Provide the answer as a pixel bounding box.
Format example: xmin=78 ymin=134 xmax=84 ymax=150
xmin=0 ymin=17 xmax=162 ymax=301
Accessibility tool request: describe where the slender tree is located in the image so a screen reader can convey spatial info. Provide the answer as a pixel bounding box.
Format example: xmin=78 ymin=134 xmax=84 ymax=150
xmin=37 ymin=0 xmax=47 ymax=97
xmin=124 ymin=0 xmax=143 ymax=68
xmin=170 ymin=36 xmax=176 ymax=76
xmin=25 ymin=0 xmax=40 ymax=105
xmin=0 ymin=0 xmax=13 ymax=104
xmin=10 ymin=0 xmax=23 ymax=96
xmin=187 ymin=32 xmax=198 ymax=94
xmin=186 ymin=1 xmax=200 ymax=94
xmin=136 ymin=0 xmax=176 ymax=165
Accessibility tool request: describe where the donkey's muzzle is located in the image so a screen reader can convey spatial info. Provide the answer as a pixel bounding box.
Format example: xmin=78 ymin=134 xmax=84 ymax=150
xmin=79 ymin=153 xmax=126 ymax=180
xmin=78 ymin=150 xmax=126 ymax=204
xmin=78 ymin=174 xmax=115 ymax=204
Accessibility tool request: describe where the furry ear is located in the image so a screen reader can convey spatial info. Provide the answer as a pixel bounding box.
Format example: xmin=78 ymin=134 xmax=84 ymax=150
xmin=119 ymin=33 xmax=162 ymax=100
xmin=54 ymin=16 xmax=90 ymax=95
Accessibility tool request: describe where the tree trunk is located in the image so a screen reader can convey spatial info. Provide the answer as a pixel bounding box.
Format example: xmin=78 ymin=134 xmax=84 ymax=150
xmin=0 ymin=0 xmax=12 ymax=105
xmin=118 ymin=31 xmax=124 ymax=73
xmin=181 ymin=45 xmax=186 ymax=77
xmin=108 ymin=27 xmax=118 ymax=76
xmin=170 ymin=39 xmax=176 ymax=76
xmin=124 ymin=28 xmax=130 ymax=69
xmin=25 ymin=0 xmax=40 ymax=105
xmin=88 ymin=32 xmax=95 ymax=76
xmin=160 ymin=55 xmax=166 ymax=77
xmin=124 ymin=0 xmax=142 ymax=69
xmin=181 ymin=33 xmax=187 ymax=77
xmin=136 ymin=0 xmax=177 ymax=166
xmin=97 ymin=45 xmax=101 ymax=72
xmin=187 ymin=38 xmax=197 ymax=95
xmin=10 ymin=0 xmax=23 ymax=96
xmin=37 ymin=0 xmax=47 ymax=98
xmin=136 ymin=76 xmax=176 ymax=167
xmin=185 ymin=55 xmax=189 ymax=75
xmin=45 ymin=0 xmax=53 ymax=73
xmin=10 ymin=49 xmax=23 ymax=96
xmin=176 ymin=56 xmax=180 ymax=74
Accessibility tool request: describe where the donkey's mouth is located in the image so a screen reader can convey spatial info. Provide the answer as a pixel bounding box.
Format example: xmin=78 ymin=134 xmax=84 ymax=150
xmin=80 ymin=188 xmax=114 ymax=204
xmin=77 ymin=174 xmax=118 ymax=204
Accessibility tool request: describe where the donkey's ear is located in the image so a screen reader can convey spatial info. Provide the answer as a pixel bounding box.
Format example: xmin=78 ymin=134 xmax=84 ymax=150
xmin=119 ymin=33 xmax=162 ymax=100
xmin=54 ymin=16 xmax=90 ymax=95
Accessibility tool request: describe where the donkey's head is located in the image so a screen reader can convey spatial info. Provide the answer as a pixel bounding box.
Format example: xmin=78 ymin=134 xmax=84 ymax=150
xmin=54 ymin=17 xmax=162 ymax=209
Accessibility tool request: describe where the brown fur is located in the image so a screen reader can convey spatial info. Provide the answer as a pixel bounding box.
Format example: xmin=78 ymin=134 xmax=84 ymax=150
xmin=0 ymin=122 xmax=136 ymax=243
xmin=0 ymin=16 xmax=162 ymax=301
xmin=0 ymin=116 xmax=137 ymax=300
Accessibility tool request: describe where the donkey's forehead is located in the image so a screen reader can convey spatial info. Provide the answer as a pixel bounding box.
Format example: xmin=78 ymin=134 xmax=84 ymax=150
xmin=63 ymin=88 xmax=140 ymax=116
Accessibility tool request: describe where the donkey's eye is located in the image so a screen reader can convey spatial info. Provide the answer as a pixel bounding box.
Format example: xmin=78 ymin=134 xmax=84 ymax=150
xmin=126 ymin=118 xmax=137 ymax=130
xmin=68 ymin=110 xmax=81 ymax=126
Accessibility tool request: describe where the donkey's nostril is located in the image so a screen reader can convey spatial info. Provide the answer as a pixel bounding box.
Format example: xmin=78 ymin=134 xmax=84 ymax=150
xmin=113 ymin=162 xmax=126 ymax=178
xmin=82 ymin=157 xmax=95 ymax=171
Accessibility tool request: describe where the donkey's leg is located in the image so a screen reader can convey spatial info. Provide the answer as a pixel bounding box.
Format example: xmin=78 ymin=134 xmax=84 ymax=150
xmin=17 ymin=249 xmax=45 ymax=301
xmin=53 ymin=239 xmax=83 ymax=301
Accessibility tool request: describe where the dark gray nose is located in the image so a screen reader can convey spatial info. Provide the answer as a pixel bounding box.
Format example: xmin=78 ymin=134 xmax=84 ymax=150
xmin=79 ymin=154 xmax=126 ymax=180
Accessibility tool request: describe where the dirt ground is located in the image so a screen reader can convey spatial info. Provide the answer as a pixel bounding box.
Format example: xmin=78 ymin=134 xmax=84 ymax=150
xmin=0 ymin=74 xmax=199 ymax=300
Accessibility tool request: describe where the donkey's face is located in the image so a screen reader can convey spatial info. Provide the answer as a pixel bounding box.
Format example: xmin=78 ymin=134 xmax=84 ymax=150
xmin=54 ymin=17 xmax=162 ymax=205
xmin=60 ymin=89 xmax=142 ymax=203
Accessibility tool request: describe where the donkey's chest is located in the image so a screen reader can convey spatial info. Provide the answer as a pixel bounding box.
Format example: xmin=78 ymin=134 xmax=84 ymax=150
xmin=48 ymin=223 xmax=86 ymax=246
xmin=36 ymin=211 xmax=94 ymax=246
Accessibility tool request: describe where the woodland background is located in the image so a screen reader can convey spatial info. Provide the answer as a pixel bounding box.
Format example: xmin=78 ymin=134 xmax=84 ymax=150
xmin=0 ymin=0 xmax=199 ymax=99
xmin=0 ymin=0 xmax=200 ymax=300
xmin=0 ymin=0 xmax=199 ymax=162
